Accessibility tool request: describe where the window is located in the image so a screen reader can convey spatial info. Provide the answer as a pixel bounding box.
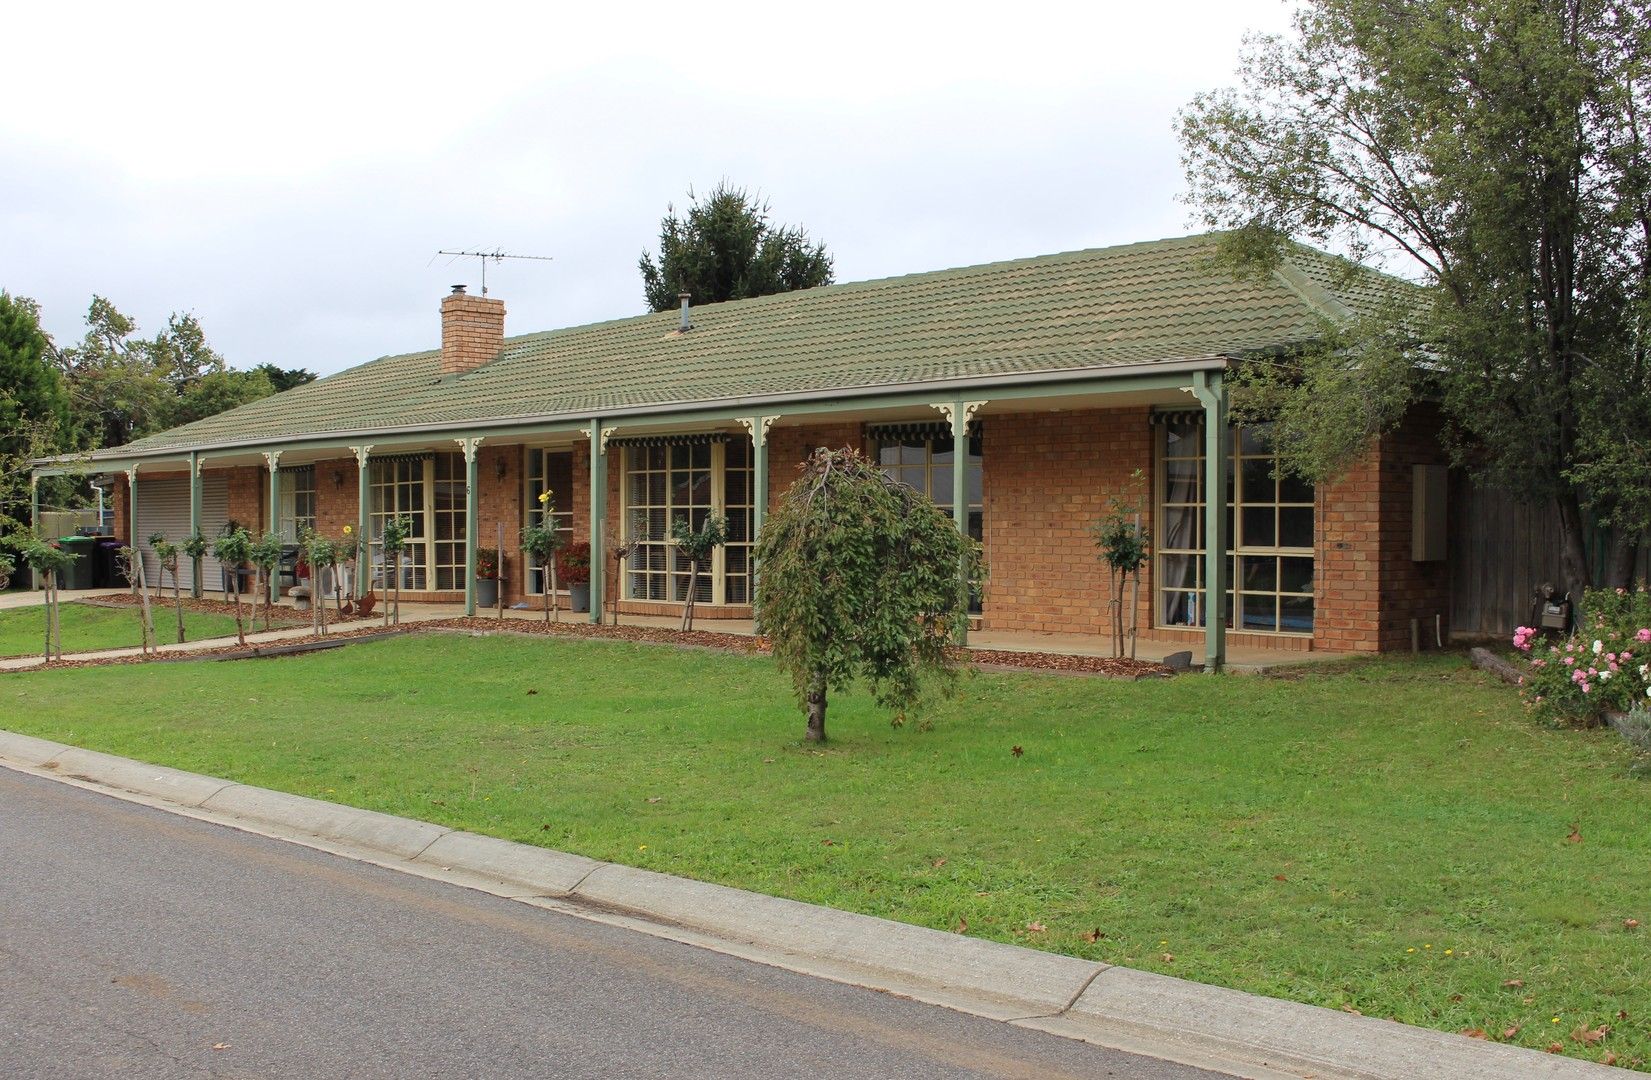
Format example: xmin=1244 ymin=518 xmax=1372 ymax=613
xmin=368 ymin=453 xmax=467 ymax=592
xmin=873 ymin=426 xmax=984 ymax=613
xmin=278 ymin=466 xmax=315 ymax=542
xmin=621 ymin=439 xmax=752 ymax=605
xmin=523 ymin=447 xmax=574 ymax=594
xmin=1155 ymin=418 xmax=1314 ymax=634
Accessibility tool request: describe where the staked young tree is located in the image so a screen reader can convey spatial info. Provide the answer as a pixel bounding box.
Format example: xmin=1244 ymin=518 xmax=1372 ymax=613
xmin=1178 ymin=0 xmax=1651 ymax=600
xmin=755 ymin=448 xmax=983 ymax=743
xmin=639 ymin=182 xmax=833 ymax=313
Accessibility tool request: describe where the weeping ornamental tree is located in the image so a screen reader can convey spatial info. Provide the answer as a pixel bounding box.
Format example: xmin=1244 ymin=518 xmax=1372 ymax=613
xmin=755 ymin=448 xmax=984 ymax=742
xmin=1178 ymin=0 xmax=1651 ymax=600
xmin=249 ymin=531 xmax=284 ymax=631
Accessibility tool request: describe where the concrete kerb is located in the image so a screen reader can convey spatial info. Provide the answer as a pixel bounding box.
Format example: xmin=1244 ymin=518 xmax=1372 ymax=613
xmin=0 ymin=730 xmax=1622 ymax=1080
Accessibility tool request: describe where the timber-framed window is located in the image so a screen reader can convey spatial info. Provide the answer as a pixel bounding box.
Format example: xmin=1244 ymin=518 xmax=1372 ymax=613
xmin=871 ymin=423 xmax=983 ymax=613
xmin=1155 ymin=416 xmax=1314 ymax=634
xmin=368 ymin=453 xmax=467 ymax=592
xmin=277 ymin=466 xmax=315 ymax=542
xmin=620 ymin=438 xmax=754 ymax=605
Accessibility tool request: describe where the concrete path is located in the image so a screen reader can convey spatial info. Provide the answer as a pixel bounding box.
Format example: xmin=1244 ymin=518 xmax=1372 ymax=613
xmin=0 ymin=587 xmax=127 ymax=610
xmin=0 ymin=766 xmax=1225 ymax=1080
xmin=0 ymin=730 xmax=1618 ymax=1080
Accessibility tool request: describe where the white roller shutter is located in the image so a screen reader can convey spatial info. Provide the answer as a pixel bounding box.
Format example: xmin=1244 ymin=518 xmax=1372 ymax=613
xmin=135 ymin=476 xmax=230 ymax=593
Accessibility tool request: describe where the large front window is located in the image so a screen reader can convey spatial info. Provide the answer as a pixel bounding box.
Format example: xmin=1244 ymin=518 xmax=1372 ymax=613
xmin=278 ymin=466 xmax=315 ymax=542
xmin=368 ymin=453 xmax=467 ymax=592
xmin=621 ymin=439 xmax=754 ymax=605
xmin=873 ymin=425 xmax=983 ymax=613
xmin=1156 ymin=418 xmax=1314 ymax=634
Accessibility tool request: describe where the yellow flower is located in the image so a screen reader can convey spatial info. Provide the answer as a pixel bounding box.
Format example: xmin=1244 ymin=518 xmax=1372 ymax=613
xmin=1406 ymin=947 xmax=1416 ymax=953
xmin=1423 ymin=944 xmax=1432 ymax=949
xmin=638 ymin=844 xmax=648 ymax=851
xmin=1444 ymin=949 xmax=1453 ymax=955
xmin=343 ymin=525 xmax=353 ymax=535
xmin=538 ymin=490 xmax=552 ymax=503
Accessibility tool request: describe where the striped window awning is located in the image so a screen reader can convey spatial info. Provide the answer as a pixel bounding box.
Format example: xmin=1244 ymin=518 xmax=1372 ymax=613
xmin=867 ymin=420 xmax=978 ymax=441
xmin=1149 ymin=409 xmax=1204 ymax=427
xmin=605 ymin=432 xmax=732 ymax=449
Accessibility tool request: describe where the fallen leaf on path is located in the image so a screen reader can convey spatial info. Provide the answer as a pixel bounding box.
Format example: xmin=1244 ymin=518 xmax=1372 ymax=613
xmin=1573 ymin=1024 xmax=1609 ymax=1045
xmin=1025 ymin=921 xmax=1046 ymax=934
xmin=954 ymin=917 xmax=968 ymax=934
xmin=211 ymin=1044 xmax=230 ymax=1051
xmin=1503 ymin=979 xmax=1524 ymax=988
xmin=1546 ymin=1043 xmax=1564 ymax=1054
xmin=1081 ymin=928 xmax=1105 ymax=943
xmin=931 ymin=858 xmax=947 ymax=868
xmin=1626 ymin=919 xmax=1640 ymax=930
xmin=645 ymin=797 xmax=661 ymax=803
xmin=1567 ymin=824 xmax=1583 ymax=844
xmin=1603 ymin=1051 xmax=1618 ymax=1066
xmin=1160 ymin=952 xmax=1175 ymax=963
xmin=1274 ymin=874 xmax=1288 ymax=881
xmin=1502 ymin=1026 xmax=1521 ymax=1040
xmin=1341 ymin=1004 xmax=1363 ymax=1016
xmin=1461 ymin=1029 xmax=1487 ymax=1040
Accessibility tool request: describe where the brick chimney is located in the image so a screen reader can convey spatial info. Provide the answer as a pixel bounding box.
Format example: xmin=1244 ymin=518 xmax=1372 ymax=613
xmin=440 ymin=285 xmax=505 ymax=377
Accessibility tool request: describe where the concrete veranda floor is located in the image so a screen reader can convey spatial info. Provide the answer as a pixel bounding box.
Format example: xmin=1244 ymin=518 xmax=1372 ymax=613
xmin=0 ymin=588 xmax=1353 ymax=673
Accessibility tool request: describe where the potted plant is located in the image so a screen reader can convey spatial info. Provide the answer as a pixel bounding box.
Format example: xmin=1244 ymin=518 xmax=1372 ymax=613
xmin=558 ymin=541 xmax=591 ymax=612
xmin=475 ymin=546 xmax=500 ymax=609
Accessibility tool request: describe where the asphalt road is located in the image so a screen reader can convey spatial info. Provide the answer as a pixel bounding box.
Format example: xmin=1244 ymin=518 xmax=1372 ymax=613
xmin=0 ymin=767 xmax=1232 ymax=1080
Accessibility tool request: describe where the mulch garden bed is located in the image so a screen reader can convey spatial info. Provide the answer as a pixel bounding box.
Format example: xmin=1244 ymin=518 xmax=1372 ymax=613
xmin=5 ymin=609 xmax=1175 ymax=680
xmin=83 ymin=591 xmax=310 ymax=628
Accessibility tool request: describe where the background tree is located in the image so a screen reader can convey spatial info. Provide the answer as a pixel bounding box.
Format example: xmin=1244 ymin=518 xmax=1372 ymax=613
xmin=53 ymin=298 xmax=308 ymax=449
xmin=251 ymin=363 xmax=318 ymax=393
xmin=639 ymin=182 xmax=834 ymax=312
xmin=755 ymin=447 xmax=984 ymax=742
xmin=1177 ymin=0 xmax=1651 ymax=601
xmin=0 ymin=294 xmax=74 ymax=535
xmin=671 ymin=513 xmax=727 ymax=631
xmin=148 ymin=532 xmax=185 ymax=642
xmin=213 ymin=527 xmax=253 ymax=646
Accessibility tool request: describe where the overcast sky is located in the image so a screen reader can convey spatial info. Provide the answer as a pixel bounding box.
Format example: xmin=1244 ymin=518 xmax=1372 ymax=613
xmin=1 ymin=1 xmax=1295 ymax=377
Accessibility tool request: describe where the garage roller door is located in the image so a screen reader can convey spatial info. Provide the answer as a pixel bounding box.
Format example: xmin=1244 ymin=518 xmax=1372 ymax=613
xmin=134 ymin=475 xmax=230 ymax=593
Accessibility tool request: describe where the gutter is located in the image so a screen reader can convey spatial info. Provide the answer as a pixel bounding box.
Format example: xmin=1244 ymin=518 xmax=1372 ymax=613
xmin=38 ymin=354 xmax=1232 ymax=468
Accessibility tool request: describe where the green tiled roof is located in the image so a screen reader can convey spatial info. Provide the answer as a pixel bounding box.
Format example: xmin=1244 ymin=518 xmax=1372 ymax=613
xmin=99 ymin=233 xmax=1405 ymax=459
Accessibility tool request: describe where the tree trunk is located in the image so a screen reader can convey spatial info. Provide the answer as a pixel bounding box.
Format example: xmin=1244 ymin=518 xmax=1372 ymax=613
xmin=1604 ymin=530 xmax=1640 ymax=592
xmin=1555 ymin=492 xmax=1594 ymax=615
xmin=174 ymin=573 xmax=185 ymax=643
xmin=232 ymin=585 xmax=245 ymax=647
xmin=681 ymin=559 xmax=697 ymax=632
xmin=135 ymin=557 xmax=156 ymax=654
xmin=42 ymin=570 xmax=53 ymax=662
xmin=805 ymin=672 xmax=828 ymax=742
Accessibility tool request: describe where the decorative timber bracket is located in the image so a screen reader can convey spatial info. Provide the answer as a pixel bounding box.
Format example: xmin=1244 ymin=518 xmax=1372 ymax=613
xmin=929 ymin=400 xmax=987 ymax=438
xmin=261 ymin=450 xmax=282 ymax=473
xmin=736 ymin=415 xmax=779 ymax=446
xmin=456 ymin=436 xmax=485 ymax=463
xmin=349 ymin=444 xmax=374 ymax=467
xmin=578 ymin=426 xmax=618 ymax=453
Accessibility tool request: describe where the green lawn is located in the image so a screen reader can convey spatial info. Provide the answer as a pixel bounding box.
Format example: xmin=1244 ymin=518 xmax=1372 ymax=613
xmin=2 ymin=635 xmax=1646 ymax=1067
xmin=0 ymin=600 xmax=273 ymax=658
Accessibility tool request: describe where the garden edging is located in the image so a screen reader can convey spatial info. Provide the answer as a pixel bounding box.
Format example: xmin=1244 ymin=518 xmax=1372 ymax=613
xmin=0 ymin=728 xmax=1619 ymax=1080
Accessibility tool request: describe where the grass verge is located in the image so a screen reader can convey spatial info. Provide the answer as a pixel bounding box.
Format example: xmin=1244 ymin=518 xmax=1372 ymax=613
xmin=0 ymin=600 xmax=278 ymax=658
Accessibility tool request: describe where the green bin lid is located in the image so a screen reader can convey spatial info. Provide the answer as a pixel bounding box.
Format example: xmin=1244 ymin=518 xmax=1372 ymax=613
xmin=58 ymin=536 xmax=93 ymax=544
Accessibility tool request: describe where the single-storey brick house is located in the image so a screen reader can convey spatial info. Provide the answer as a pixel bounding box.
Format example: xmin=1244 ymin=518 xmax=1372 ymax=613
xmin=34 ymin=234 xmax=1451 ymax=671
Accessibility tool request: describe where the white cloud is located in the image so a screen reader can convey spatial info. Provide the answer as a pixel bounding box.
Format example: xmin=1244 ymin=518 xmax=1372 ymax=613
xmin=0 ymin=0 xmax=1297 ymax=374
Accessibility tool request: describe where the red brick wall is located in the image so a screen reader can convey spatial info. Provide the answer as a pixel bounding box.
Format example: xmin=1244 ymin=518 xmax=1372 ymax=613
xmin=981 ymin=408 xmax=1154 ymax=638
xmin=310 ymin=458 xmax=359 ymax=539
xmin=475 ymin=443 xmax=525 ymax=605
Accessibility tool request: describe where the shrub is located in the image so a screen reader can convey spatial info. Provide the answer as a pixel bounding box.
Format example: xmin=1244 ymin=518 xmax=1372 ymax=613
xmin=1513 ymin=587 xmax=1651 ymax=725
xmin=557 ymin=541 xmax=591 ymax=585
xmin=475 ymin=547 xmax=499 ymax=580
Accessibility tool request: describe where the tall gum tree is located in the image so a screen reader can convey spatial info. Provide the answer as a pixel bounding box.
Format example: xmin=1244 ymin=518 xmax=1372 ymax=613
xmin=1178 ymin=0 xmax=1651 ymax=598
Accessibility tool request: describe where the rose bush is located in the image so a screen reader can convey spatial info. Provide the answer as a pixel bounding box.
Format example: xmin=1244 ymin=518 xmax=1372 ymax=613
xmin=1514 ymin=588 xmax=1651 ymax=725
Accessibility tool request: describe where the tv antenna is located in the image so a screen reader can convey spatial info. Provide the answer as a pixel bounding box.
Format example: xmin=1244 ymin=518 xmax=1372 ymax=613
xmin=434 ymin=248 xmax=554 ymax=296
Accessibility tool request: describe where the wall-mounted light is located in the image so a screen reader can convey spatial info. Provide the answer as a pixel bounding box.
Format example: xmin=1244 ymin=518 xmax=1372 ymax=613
xmin=495 ymin=458 xmax=508 ymax=480
xmin=331 ymin=470 xmax=344 ymax=489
